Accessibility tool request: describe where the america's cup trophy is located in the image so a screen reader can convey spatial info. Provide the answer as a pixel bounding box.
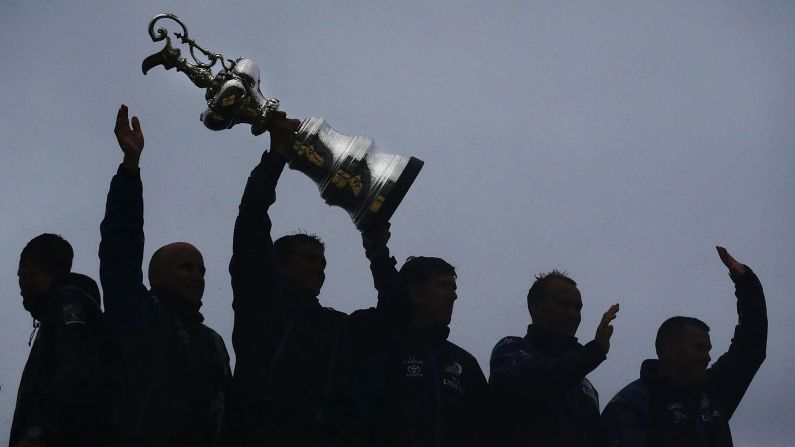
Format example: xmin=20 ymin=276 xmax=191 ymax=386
xmin=142 ymin=13 xmax=423 ymax=231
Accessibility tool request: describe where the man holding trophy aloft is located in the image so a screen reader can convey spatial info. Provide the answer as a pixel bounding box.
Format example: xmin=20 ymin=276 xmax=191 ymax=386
xmin=224 ymin=115 xmax=416 ymax=445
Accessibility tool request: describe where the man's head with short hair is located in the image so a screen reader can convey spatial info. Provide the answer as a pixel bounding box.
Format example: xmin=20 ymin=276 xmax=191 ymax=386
xmin=18 ymin=233 xmax=74 ymax=299
xmin=274 ymin=233 xmax=325 ymax=268
xmin=274 ymin=233 xmax=326 ymax=297
xmin=399 ymin=256 xmax=458 ymax=328
xmin=148 ymin=242 xmax=206 ymax=302
xmin=526 ymin=270 xmax=582 ymax=337
xmin=655 ymin=316 xmax=712 ymax=385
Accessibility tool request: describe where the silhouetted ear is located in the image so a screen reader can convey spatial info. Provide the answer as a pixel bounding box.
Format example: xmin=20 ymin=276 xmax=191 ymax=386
xmin=148 ymin=267 xmax=163 ymax=289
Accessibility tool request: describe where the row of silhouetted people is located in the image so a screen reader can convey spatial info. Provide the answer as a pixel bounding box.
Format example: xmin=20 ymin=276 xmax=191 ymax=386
xmin=10 ymin=105 xmax=767 ymax=447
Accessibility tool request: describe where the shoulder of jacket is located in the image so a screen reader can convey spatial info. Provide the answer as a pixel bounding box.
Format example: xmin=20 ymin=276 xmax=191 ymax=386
xmin=442 ymin=340 xmax=477 ymax=362
xmin=194 ymin=323 xmax=231 ymax=355
xmin=492 ymin=336 xmax=535 ymax=357
xmin=52 ymin=286 xmax=100 ymax=325
xmin=347 ymin=305 xmax=380 ymax=321
xmin=607 ymin=379 xmax=650 ymax=412
xmin=322 ymin=306 xmax=348 ymax=318
xmin=494 ymin=336 xmax=525 ymax=348
xmin=198 ymin=323 xmax=223 ymax=341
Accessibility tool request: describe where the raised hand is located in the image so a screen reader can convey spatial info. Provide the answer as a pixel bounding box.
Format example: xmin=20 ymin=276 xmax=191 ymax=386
xmin=269 ymin=116 xmax=302 ymax=159
xmin=114 ymin=104 xmax=144 ymax=169
xmin=594 ymin=303 xmax=620 ymax=355
xmin=362 ymin=222 xmax=392 ymax=256
xmin=716 ymin=246 xmax=746 ymax=276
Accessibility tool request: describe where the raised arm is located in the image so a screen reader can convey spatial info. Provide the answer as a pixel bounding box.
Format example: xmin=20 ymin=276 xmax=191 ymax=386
xmin=358 ymin=223 xmax=412 ymax=330
xmin=229 ymin=117 xmax=301 ymax=316
xmin=362 ymin=223 xmax=409 ymax=305
xmin=99 ymin=105 xmax=149 ymax=329
xmin=707 ymin=246 xmax=768 ymax=418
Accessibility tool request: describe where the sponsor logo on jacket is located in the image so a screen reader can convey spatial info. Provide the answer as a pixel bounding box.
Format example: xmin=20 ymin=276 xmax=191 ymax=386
xmin=404 ymin=356 xmax=424 ymax=378
xmin=442 ymin=361 xmax=465 ymax=394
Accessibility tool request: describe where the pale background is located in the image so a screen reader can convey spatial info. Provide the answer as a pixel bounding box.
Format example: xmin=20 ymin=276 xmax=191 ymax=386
xmin=1 ymin=1 xmax=793 ymax=444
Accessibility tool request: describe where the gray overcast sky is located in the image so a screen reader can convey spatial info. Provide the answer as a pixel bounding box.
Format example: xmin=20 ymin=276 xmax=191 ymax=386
xmin=1 ymin=1 xmax=793 ymax=444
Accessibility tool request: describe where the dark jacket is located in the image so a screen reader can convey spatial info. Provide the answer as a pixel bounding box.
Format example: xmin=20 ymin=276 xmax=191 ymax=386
xmin=10 ymin=273 xmax=109 ymax=447
xmin=100 ymin=164 xmax=231 ymax=447
xmin=355 ymin=325 xmax=492 ymax=447
xmin=601 ymin=268 xmax=767 ymax=447
xmin=489 ymin=324 xmax=606 ymax=447
xmin=225 ymin=151 xmax=411 ymax=446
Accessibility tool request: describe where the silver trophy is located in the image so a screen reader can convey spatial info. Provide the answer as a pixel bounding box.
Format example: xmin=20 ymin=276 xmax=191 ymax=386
xmin=142 ymin=13 xmax=423 ymax=231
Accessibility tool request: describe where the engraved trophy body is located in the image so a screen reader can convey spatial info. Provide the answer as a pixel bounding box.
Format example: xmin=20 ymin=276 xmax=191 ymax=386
xmin=142 ymin=13 xmax=422 ymax=231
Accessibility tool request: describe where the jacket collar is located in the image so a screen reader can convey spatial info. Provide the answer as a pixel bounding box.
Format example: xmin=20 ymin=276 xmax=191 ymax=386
xmin=404 ymin=324 xmax=450 ymax=343
xmin=525 ymin=323 xmax=581 ymax=350
xmin=152 ymin=290 xmax=205 ymax=324
xmin=639 ymin=358 xmax=705 ymax=396
xmin=282 ymin=280 xmax=321 ymax=311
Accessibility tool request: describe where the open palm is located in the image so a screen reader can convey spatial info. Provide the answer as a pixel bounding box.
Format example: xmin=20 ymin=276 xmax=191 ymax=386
xmin=114 ymin=104 xmax=144 ymax=162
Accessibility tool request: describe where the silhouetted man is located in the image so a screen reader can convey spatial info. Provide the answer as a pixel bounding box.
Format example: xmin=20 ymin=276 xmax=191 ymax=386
xmin=11 ymin=234 xmax=108 ymax=447
xmin=101 ymin=105 xmax=230 ymax=446
xmin=356 ymin=256 xmax=491 ymax=447
xmin=601 ymin=247 xmax=767 ymax=447
xmin=489 ymin=270 xmax=619 ymax=446
xmin=224 ymin=117 xmax=411 ymax=446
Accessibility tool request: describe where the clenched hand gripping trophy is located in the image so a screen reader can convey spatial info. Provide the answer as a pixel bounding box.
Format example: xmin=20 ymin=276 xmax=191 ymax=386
xmin=142 ymin=13 xmax=423 ymax=231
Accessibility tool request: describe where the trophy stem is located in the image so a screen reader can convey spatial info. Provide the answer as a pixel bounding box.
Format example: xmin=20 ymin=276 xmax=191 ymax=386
xmin=365 ymin=156 xmax=423 ymax=229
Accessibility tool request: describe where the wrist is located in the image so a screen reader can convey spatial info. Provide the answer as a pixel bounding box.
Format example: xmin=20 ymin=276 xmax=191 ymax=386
xmin=269 ymin=145 xmax=291 ymax=162
xmin=365 ymin=246 xmax=389 ymax=260
xmin=587 ymin=339 xmax=609 ymax=357
xmin=123 ymin=155 xmax=140 ymax=170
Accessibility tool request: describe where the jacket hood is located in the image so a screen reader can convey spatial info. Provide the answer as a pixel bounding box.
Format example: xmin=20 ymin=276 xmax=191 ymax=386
xmin=639 ymin=358 xmax=704 ymax=395
xmin=56 ymin=272 xmax=102 ymax=307
xmin=23 ymin=272 xmax=101 ymax=321
xmin=408 ymin=324 xmax=450 ymax=342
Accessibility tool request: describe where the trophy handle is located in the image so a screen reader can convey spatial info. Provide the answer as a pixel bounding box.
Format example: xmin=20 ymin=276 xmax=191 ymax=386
xmin=141 ymin=13 xmax=230 ymax=89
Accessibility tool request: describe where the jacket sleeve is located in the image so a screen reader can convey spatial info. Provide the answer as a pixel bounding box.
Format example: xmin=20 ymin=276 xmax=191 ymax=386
xmin=489 ymin=336 xmax=606 ymax=400
xmin=706 ymin=266 xmax=768 ymax=419
xmin=344 ymin=242 xmax=412 ymax=363
xmin=229 ymin=151 xmax=287 ymax=344
xmin=26 ymin=291 xmax=105 ymax=442
xmin=99 ymin=164 xmax=151 ymax=330
xmin=601 ymin=391 xmax=649 ymax=447
xmin=364 ymin=241 xmax=412 ymax=330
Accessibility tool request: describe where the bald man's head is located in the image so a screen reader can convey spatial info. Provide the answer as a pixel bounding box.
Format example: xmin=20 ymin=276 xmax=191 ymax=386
xmin=148 ymin=242 xmax=206 ymax=302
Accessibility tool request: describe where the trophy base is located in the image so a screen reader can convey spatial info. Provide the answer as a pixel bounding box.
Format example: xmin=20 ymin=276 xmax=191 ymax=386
xmin=361 ymin=156 xmax=423 ymax=232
